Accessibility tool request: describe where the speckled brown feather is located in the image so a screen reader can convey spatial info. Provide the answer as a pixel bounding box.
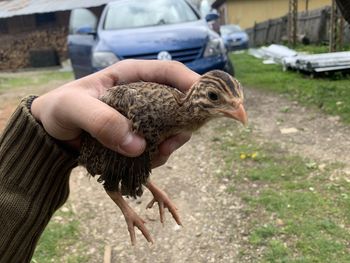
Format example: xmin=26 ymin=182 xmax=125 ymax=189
xmin=78 ymin=70 xmax=244 ymax=198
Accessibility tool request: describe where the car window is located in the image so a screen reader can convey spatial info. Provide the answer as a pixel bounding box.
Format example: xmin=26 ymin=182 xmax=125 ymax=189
xmin=220 ymin=25 xmax=242 ymax=35
xmin=104 ymin=0 xmax=199 ymax=30
xmin=69 ymin=8 xmax=97 ymax=34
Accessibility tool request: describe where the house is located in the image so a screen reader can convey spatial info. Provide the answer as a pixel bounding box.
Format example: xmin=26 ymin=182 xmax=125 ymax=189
xmin=0 ymin=0 xmax=114 ymax=70
xmin=212 ymin=0 xmax=332 ymax=29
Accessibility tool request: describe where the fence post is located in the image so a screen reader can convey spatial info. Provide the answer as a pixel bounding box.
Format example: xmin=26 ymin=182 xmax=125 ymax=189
xmin=265 ymin=19 xmax=271 ymax=44
xmin=253 ymin=21 xmax=257 ymax=47
xmin=329 ymin=0 xmax=344 ymax=51
xmin=288 ymin=0 xmax=298 ymax=46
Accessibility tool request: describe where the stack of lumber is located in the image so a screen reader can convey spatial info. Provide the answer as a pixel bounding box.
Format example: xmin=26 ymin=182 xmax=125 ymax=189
xmin=0 ymin=26 xmax=68 ymax=70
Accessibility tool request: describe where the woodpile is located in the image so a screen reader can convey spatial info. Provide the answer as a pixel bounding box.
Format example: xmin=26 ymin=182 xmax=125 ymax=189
xmin=0 ymin=26 xmax=68 ymax=70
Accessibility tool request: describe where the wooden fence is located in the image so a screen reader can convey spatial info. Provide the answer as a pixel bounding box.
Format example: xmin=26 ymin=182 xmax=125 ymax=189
xmin=246 ymin=6 xmax=350 ymax=47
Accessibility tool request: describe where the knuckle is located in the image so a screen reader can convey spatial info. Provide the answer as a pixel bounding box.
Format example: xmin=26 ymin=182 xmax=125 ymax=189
xmin=167 ymin=60 xmax=184 ymax=68
xmin=89 ymin=109 xmax=128 ymax=143
xmin=163 ymin=60 xmax=184 ymax=75
xmin=90 ymin=111 xmax=113 ymax=137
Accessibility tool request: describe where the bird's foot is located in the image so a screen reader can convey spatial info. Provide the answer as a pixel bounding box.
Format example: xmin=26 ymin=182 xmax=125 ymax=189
xmin=146 ymin=181 xmax=182 ymax=226
xmin=106 ymin=190 xmax=153 ymax=245
xmin=122 ymin=203 xmax=153 ymax=245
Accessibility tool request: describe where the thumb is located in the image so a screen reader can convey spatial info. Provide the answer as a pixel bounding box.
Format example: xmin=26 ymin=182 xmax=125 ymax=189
xmin=66 ymin=95 xmax=146 ymax=157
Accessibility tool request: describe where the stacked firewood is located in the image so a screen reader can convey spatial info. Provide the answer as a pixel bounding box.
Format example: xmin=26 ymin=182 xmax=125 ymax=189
xmin=0 ymin=26 xmax=68 ymax=70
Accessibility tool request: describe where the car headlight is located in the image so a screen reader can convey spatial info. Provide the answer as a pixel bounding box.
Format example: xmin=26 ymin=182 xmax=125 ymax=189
xmin=92 ymin=51 xmax=120 ymax=68
xmin=204 ymin=35 xmax=226 ymax=57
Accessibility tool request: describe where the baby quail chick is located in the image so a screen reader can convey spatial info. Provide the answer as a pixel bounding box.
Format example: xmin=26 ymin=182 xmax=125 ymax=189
xmin=79 ymin=70 xmax=247 ymax=244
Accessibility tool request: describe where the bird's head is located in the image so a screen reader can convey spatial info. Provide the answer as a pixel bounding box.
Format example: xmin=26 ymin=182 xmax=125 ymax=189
xmin=188 ymin=70 xmax=247 ymax=126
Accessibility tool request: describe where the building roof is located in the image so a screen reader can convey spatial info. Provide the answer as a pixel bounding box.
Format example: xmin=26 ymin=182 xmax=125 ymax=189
xmin=0 ymin=0 xmax=115 ymax=18
xmin=212 ymin=0 xmax=225 ymax=9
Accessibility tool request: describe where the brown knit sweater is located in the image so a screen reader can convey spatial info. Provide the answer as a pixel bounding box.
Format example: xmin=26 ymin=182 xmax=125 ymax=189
xmin=0 ymin=97 xmax=78 ymax=262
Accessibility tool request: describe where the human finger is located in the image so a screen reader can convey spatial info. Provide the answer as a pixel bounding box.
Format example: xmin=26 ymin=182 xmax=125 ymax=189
xmin=103 ymin=59 xmax=200 ymax=92
xmin=57 ymin=93 xmax=146 ymax=156
xmin=158 ymin=131 xmax=192 ymax=156
xmin=151 ymin=132 xmax=192 ymax=168
xmin=151 ymin=155 xmax=169 ymax=169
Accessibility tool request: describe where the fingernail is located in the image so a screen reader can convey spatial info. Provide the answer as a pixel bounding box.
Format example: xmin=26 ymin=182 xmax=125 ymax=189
xmin=119 ymin=133 xmax=146 ymax=156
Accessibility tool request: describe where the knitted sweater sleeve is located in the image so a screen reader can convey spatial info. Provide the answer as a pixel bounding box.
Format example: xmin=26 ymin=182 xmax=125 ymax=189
xmin=0 ymin=96 xmax=78 ymax=262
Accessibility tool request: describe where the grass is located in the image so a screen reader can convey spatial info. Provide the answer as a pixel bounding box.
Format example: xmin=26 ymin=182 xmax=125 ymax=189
xmin=230 ymin=51 xmax=350 ymax=123
xmin=31 ymin=206 xmax=87 ymax=263
xmin=214 ymin=124 xmax=350 ymax=262
xmin=0 ymin=71 xmax=73 ymax=91
xmin=294 ymin=44 xmax=350 ymax=54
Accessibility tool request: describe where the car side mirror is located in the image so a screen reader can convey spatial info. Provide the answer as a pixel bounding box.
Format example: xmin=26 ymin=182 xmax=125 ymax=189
xmin=76 ymin=26 xmax=96 ymax=36
xmin=205 ymin=13 xmax=219 ymax=22
xmin=69 ymin=8 xmax=97 ymax=35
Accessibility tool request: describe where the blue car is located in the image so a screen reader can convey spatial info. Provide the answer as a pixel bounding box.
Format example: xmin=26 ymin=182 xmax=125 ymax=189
xmin=220 ymin=24 xmax=249 ymax=51
xmin=68 ymin=0 xmax=234 ymax=79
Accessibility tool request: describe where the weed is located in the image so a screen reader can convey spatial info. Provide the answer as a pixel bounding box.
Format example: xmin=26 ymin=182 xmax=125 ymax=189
xmin=31 ymin=207 xmax=87 ymax=263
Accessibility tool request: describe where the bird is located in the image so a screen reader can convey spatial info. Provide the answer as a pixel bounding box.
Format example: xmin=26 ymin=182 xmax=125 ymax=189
xmin=78 ymin=70 xmax=247 ymax=244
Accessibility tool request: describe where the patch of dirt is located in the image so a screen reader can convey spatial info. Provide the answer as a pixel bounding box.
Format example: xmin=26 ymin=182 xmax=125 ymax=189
xmin=245 ymin=88 xmax=350 ymax=169
xmin=68 ymin=121 xmax=244 ymax=262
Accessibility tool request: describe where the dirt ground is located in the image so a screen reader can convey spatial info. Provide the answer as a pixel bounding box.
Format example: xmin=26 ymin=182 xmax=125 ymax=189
xmin=1 ymin=72 xmax=349 ymax=262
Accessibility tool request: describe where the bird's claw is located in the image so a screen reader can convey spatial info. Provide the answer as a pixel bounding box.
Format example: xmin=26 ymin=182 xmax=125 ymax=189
xmin=106 ymin=190 xmax=153 ymax=245
xmin=146 ymin=188 xmax=182 ymax=226
xmin=124 ymin=208 xmax=154 ymax=245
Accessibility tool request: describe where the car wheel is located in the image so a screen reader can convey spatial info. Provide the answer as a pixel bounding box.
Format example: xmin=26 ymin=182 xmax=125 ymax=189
xmin=224 ymin=59 xmax=235 ymax=76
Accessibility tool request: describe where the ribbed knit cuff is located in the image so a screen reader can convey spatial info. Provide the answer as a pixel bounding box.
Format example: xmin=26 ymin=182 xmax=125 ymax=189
xmin=0 ymin=96 xmax=78 ymax=192
xmin=0 ymin=96 xmax=79 ymax=261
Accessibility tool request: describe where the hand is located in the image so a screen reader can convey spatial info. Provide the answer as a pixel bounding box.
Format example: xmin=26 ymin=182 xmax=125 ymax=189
xmin=31 ymin=60 xmax=199 ymax=162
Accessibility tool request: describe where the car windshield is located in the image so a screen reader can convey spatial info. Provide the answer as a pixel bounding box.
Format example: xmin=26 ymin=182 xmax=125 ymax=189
xmin=104 ymin=0 xmax=199 ymax=30
xmin=220 ymin=25 xmax=242 ymax=35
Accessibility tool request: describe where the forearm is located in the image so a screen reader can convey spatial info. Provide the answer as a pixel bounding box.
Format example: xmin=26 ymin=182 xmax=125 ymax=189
xmin=0 ymin=96 xmax=78 ymax=262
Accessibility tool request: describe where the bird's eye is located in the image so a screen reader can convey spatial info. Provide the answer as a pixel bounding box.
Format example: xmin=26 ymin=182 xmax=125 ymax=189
xmin=208 ymin=91 xmax=219 ymax=101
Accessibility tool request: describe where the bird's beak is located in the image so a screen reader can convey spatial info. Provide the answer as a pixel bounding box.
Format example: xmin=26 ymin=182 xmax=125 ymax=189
xmin=220 ymin=104 xmax=248 ymax=126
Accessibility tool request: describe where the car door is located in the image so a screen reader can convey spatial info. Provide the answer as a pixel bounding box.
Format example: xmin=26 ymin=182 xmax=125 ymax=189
xmin=68 ymin=8 xmax=98 ymax=79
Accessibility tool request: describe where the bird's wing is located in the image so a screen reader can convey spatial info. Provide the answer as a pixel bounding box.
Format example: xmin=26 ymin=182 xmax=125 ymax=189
xmin=101 ymin=86 xmax=139 ymax=117
xmin=101 ymin=82 xmax=186 ymax=151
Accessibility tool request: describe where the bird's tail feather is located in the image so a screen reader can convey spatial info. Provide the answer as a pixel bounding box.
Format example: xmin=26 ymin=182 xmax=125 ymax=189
xmin=79 ymin=133 xmax=151 ymax=198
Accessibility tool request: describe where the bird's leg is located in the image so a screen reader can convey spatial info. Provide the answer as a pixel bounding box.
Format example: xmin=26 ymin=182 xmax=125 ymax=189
xmin=106 ymin=190 xmax=154 ymax=245
xmin=146 ymin=180 xmax=182 ymax=226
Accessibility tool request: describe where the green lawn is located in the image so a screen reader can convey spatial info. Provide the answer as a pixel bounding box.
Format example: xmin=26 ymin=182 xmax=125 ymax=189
xmin=214 ymin=125 xmax=350 ymax=262
xmin=31 ymin=207 xmax=88 ymax=263
xmin=0 ymin=71 xmax=73 ymax=91
xmin=230 ymin=51 xmax=350 ymax=123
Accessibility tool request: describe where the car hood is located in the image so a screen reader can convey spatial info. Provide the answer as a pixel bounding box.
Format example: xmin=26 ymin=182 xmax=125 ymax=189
xmin=96 ymin=20 xmax=209 ymax=57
